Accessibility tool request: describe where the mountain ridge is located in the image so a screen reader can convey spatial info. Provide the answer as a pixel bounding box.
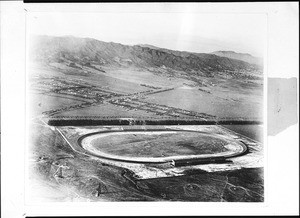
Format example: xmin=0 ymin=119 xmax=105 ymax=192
xmin=211 ymin=50 xmax=262 ymax=66
xmin=29 ymin=35 xmax=262 ymax=75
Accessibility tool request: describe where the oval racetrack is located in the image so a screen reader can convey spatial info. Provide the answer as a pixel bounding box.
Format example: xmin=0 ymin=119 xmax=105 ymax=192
xmin=78 ymin=129 xmax=248 ymax=164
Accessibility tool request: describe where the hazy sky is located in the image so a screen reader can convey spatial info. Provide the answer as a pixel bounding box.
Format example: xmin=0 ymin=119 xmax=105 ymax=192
xmin=28 ymin=12 xmax=266 ymax=57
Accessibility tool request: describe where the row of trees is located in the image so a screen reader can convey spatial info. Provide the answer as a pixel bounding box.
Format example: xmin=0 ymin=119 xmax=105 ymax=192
xmin=48 ymin=119 xmax=262 ymax=126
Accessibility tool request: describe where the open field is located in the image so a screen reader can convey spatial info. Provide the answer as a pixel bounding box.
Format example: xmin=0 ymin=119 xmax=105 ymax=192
xmin=104 ymin=67 xmax=193 ymax=88
xmin=30 ymin=63 xmax=151 ymax=94
xmin=29 ymin=93 xmax=85 ymax=117
xmin=144 ymin=86 xmax=262 ymax=120
xmin=28 ymin=61 xmax=263 ymax=121
xmin=81 ymin=131 xmax=241 ymax=159
xmin=55 ymin=103 xmax=172 ymax=119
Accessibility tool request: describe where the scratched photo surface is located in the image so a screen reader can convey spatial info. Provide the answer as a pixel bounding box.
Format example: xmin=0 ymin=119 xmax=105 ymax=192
xmin=27 ymin=12 xmax=265 ymax=202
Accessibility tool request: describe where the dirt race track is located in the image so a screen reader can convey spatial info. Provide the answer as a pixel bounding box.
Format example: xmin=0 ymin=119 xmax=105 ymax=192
xmin=77 ymin=129 xmax=248 ymax=164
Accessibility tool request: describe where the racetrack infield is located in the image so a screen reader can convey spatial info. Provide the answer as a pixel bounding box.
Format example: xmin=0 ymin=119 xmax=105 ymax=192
xmin=78 ymin=129 xmax=247 ymax=163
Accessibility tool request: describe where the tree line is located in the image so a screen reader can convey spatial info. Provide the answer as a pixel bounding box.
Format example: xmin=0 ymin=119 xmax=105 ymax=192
xmin=47 ymin=119 xmax=262 ymax=126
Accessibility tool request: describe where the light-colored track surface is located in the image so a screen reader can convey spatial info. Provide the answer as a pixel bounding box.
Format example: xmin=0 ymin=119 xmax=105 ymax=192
xmin=78 ymin=129 xmax=248 ymax=164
